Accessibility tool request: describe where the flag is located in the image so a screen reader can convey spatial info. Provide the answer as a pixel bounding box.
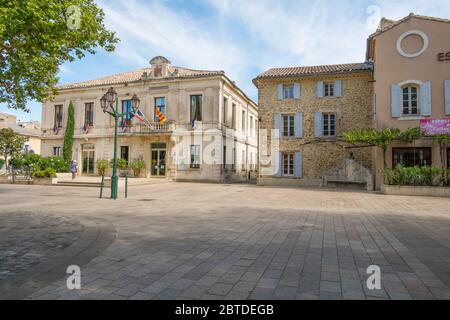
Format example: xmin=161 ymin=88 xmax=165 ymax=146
xmin=121 ymin=120 xmax=128 ymax=133
xmin=83 ymin=122 xmax=90 ymax=133
xmin=156 ymin=109 xmax=166 ymax=124
xmin=134 ymin=109 xmax=145 ymax=122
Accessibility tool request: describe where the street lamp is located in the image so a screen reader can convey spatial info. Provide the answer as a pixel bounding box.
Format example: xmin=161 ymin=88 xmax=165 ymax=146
xmin=101 ymin=87 xmax=140 ymax=200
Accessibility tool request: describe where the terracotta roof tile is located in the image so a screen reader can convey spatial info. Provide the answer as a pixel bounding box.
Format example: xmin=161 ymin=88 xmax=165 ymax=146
xmin=254 ymin=62 xmax=373 ymax=80
xmin=58 ymin=66 xmax=224 ymax=90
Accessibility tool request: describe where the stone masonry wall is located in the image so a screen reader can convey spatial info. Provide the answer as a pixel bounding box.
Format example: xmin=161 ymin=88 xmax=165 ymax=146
xmin=255 ymin=72 xmax=374 ymax=181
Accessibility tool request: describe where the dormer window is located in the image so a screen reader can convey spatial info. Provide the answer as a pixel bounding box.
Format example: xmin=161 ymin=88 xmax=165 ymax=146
xmin=402 ymin=85 xmax=419 ymax=115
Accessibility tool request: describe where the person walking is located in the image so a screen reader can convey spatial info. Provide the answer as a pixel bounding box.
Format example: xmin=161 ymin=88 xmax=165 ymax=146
xmin=71 ymin=160 xmax=78 ymax=180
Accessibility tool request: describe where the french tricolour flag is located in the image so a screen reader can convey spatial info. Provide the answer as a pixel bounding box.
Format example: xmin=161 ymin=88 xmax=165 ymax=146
xmin=134 ymin=109 xmax=145 ymax=122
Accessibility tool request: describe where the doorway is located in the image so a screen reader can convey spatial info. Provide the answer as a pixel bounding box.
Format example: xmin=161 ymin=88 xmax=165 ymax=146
xmin=447 ymin=148 xmax=450 ymax=169
xmin=151 ymin=143 xmax=166 ymax=177
xmin=82 ymin=144 xmax=95 ymax=175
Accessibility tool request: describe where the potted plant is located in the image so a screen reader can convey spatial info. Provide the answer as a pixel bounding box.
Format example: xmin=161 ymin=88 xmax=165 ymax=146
xmin=33 ymin=167 xmax=57 ymax=185
xmin=96 ymin=159 xmax=109 ymax=176
xmin=116 ymin=158 xmax=128 ymax=176
xmin=130 ymin=159 xmax=146 ymax=177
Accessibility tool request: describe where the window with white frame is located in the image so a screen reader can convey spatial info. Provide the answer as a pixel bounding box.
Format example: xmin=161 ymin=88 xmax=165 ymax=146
xmin=241 ymin=150 xmax=245 ymax=170
xmin=190 ymin=145 xmax=200 ymax=169
xmin=283 ymin=153 xmax=294 ymax=176
xmin=283 ymin=115 xmax=295 ymax=137
xmin=283 ymin=84 xmax=294 ymax=99
xmin=323 ymin=113 xmax=336 ymax=136
xmin=324 ymin=82 xmax=335 ymax=97
xmin=402 ymin=86 xmax=419 ymax=115
xmin=53 ymin=147 xmax=61 ymax=157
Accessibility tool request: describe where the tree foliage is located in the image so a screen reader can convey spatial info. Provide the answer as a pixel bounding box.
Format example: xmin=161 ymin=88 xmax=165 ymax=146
xmin=343 ymin=128 xmax=401 ymax=151
xmin=0 ymin=0 xmax=119 ymax=110
xmin=0 ymin=128 xmax=28 ymax=165
xmin=63 ymin=101 xmax=74 ymax=165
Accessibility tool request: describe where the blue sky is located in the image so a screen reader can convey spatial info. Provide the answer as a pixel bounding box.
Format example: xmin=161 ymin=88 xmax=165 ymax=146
xmin=2 ymin=0 xmax=450 ymax=121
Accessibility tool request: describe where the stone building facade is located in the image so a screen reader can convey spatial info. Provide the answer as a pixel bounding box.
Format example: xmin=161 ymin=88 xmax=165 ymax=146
xmin=40 ymin=56 xmax=258 ymax=182
xmin=253 ymin=64 xmax=374 ymax=187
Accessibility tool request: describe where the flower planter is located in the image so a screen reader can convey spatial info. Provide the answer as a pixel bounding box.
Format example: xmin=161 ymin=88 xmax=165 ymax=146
xmin=33 ymin=177 xmax=58 ymax=185
xmin=381 ymin=184 xmax=450 ymax=198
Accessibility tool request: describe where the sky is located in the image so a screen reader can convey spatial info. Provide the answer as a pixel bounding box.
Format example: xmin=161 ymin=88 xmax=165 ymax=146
xmin=2 ymin=0 xmax=450 ymax=122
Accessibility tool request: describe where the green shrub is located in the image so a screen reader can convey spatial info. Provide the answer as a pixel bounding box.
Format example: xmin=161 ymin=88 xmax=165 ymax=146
xmin=96 ymin=159 xmax=109 ymax=176
xmin=10 ymin=157 xmax=24 ymax=169
xmin=38 ymin=156 xmax=67 ymax=172
xmin=33 ymin=167 xmax=57 ymax=178
xmin=116 ymin=158 xmax=128 ymax=171
xmin=384 ymin=166 xmax=445 ymax=186
xmin=130 ymin=159 xmax=145 ymax=177
xmin=0 ymin=158 xmax=5 ymax=169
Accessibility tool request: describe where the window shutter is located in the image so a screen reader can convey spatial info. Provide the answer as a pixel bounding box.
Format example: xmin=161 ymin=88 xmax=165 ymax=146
xmin=391 ymin=84 xmax=402 ymax=118
xmin=277 ymin=84 xmax=283 ymax=100
xmin=335 ymin=80 xmax=342 ymax=97
xmin=294 ymin=83 xmax=301 ymax=99
xmin=275 ymin=152 xmax=282 ymax=177
xmin=294 ymin=152 xmax=303 ymax=178
xmin=274 ymin=113 xmax=282 ymax=139
xmin=294 ymin=113 xmax=303 ymax=138
xmin=420 ymin=81 xmax=432 ymax=116
xmin=445 ymin=80 xmax=450 ymax=115
xmin=317 ymin=81 xmax=324 ymax=98
xmin=314 ymin=112 xmax=323 ymax=138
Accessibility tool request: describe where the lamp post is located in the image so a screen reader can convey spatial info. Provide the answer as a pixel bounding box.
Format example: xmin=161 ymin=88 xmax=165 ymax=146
xmin=101 ymin=87 xmax=140 ymax=199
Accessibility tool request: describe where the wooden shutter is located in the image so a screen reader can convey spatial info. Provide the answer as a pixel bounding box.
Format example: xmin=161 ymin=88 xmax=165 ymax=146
xmin=294 ymin=152 xmax=303 ymax=178
xmin=294 ymin=83 xmax=301 ymax=99
xmin=420 ymin=81 xmax=431 ymax=116
xmin=335 ymin=80 xmax=342 ymax=97
xmin=275 ymin=152 xmax=282 ymax=177
xmin=294 ymin=113 xmax=303 ymax=138
xmin=277 ymin=84 xmax=283 ymax=100
xmin=391 ymin=84 xmax=402 ymax=118
xmin=314 ymin=112 xmax=323 ymax=138
xmin=317 ymin=81 xmax=324 ymax=98
xmin=274 ymin=113 xmax=282 ymax=139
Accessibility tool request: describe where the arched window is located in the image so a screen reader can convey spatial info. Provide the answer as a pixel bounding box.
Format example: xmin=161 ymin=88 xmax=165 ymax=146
xmin=402 ymin=85 xmax=419 ymax=115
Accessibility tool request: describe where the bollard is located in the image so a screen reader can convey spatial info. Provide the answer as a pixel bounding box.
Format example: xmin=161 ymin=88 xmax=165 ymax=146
xmin=100 ymin=175 xmax=104 ymax=199
xmin=124 ymin=175 xmax=128 ymax=198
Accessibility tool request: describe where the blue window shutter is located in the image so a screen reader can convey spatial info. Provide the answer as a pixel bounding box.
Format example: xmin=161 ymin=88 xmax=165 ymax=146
xmin=294 ymin=83 xmax=301 ymax=99
xmin=445 ymin=80 xmax=450 ymax=115
xmin=294 ymin=152 xmax=303 ymax=178
xmin=335 ymin=80 xmax=342 ymax=97
xmin=420 ymin=81 xmax=432 ymax=116
xmin=317 ymin=81 xmax=324 ymax=98
xmin=391 ymin=84 xmax=402 ymax=118
xmin=274 ymin=113 xmax=282 ymax=139
xmin=314 ymin=112 xmax=323 ymax=138
xmin=294 ymin=113 xmax=303 ymax=138
xmin=277 ymin=84 xmax=283 ymax=100
xmin=275 ymin=152 xmax=282 ymax=177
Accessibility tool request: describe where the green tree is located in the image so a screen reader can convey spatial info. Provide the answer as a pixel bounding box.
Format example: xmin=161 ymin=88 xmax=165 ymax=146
xmin=343 ymin=128 xmax=401 ymax=170
xmin=0 ymin=0 xmax=119 ymax=110
xmin=63 ymin=101 xmax=75 ymax=165
xmin=0 ymin=128 xmax=28 ymax=168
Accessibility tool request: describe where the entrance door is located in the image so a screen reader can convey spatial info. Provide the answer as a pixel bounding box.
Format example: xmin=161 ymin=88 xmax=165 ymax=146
xmin=151 ymin=143 xmax=166 ymax=177
xmin=447 ymin=148 xmax=450 ymax=169
xmin=82 ymin=144 xmax=95 ymax=175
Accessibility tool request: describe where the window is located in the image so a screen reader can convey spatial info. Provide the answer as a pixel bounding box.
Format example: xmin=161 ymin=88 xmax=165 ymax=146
xmin=120 ymin=146 xmax=129 ymax=164
xmin=283 ymin=115 xmax=295 ymax=137
xmin=393 ymin=148 xmax=431 ymax=168
xmin=283 ymin=153 xmax=294 ymax=176
xmin=324 ymin=82 xmax=335 ymax=97
xmin=323 ymin=113 xmax=336 ymax=136
xmin=242 ymin=110 xmax=246 ymax=131
xmin=223 ymin=97 xmax=228 ymax=125
xmin=402 ymin=86 xmax=419 ymax=115
xmin=190 ymin=145 xmax=200 ymax=168
xmin=232 ymin=148 xmax=236 ymax=170
xmin=223 ymin=146 xmax=226 ymax=169
xmin=155 ymin=97 xmax=166 ymax=122
xmin=54 ymin=105 xmax=63 ymax=129
xmin=232 ymin=103 xmax=236 ymax=129
xmin=250 ymin=116 xmax=254 ymax=136
xmin=53 ymin=147 xmax=61 ymax=157
xmin=283 ymin=84 xmax=294 ymax=99
xmin=190 ymin=95 xmax=202 ymax=123
xmin=121 ymin=100 xmax=132 ymax=126
xmin=241 ymin=150 xmax=246 ymax=170
xmin=84 ymin=103 xmax=94 ymax=126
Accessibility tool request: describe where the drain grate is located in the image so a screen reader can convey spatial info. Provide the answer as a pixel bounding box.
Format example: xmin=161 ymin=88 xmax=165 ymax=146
xmin=139 ymin=199 xmax=155 ymax=202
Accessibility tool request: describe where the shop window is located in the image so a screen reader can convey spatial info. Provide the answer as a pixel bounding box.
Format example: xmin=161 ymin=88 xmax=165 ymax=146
xmin=393 ymin=148 xmax=431 ymax=168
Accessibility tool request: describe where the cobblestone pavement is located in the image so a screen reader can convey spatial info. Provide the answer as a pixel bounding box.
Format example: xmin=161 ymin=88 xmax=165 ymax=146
xmin=0 ymin=212 xmax=82 ymax=281
xmin=0 ymin=183 xmax=449 ymax=300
